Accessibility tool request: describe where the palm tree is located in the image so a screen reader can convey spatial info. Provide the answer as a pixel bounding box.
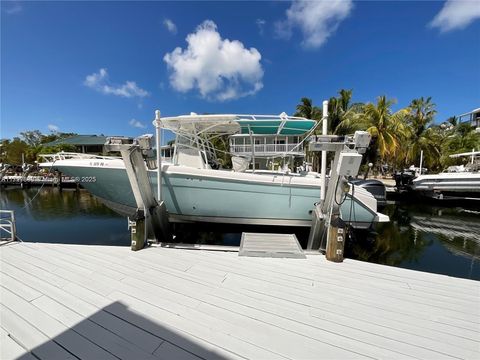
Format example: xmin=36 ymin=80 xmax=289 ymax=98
xmin=294 ymin=98 xmax=323 ymax=171
xmin=294 ymin=97 xmax=322 ymax=121
xmin=405 ymin=97 xmax=440 ymax=169
xmin=408 ymin=127 xmax=442 ymax=170
xmin=408 ymin=97 xmax=436 ymax=137
xmin=338 ymin=96 xmax=408 ymax=167
xmin=440 ymin=123 xmax=480 ymax=168
xmin=364 ymin=96 xmax=409 ymax=163
xmin=328 ymin=89 xmax=352 ymax=133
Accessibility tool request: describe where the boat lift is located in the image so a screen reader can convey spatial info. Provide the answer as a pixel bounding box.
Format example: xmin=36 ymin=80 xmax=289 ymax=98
xmin=104 ymin=130 xmax=171 ymax=251
xmin=104 ymin=107 xmax=371 ymax=260
xmin=306 ymin=131 xmax=372 ymax=261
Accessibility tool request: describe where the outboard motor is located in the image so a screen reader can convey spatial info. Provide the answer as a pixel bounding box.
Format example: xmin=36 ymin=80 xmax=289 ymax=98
xmin=348 ymin=178 xmax=387 ymax=208
xmin=393 ymin=169 xmax=416 ymax=192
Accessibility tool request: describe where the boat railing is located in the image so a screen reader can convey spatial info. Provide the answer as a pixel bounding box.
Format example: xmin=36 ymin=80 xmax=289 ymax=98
xmin=0 ymin=210 xmax=16 ymax=243
xmin=38 ymin=152 xmax=121 ymax=162
xmin=230 ymin=143 xmax=304 ymax=155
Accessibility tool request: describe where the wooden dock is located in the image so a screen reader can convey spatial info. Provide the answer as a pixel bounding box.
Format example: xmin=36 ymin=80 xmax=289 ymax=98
xmin=1 ymin=241 xmax=479 ymax=359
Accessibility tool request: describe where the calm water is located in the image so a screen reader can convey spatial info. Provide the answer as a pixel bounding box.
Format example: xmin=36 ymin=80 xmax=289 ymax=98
xmin=1 ymin=187 xmax=479 ymax=280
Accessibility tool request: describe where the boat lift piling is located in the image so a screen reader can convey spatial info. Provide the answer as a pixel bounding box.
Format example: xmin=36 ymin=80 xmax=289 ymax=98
xmin=105 ymin=134 xmax=170 ymax=251
xmin=320 ymin=100 xmax=328 ymax=201
xmin=153 ymin=110 xmax=163 ymax=205
xmin=306 ymin=131 xmax=370 ymax=262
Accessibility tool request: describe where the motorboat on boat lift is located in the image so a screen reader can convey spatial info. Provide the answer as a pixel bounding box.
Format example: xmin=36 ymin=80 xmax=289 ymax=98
xmin=39 ymin=112 xmax=389 ymax=229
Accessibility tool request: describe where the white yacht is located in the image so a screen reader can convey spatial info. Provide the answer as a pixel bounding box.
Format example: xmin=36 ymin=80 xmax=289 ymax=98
xmin=40 ymin=113 xmax=389 ymax=229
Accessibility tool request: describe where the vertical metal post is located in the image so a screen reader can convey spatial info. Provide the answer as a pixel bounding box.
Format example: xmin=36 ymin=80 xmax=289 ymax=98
xmin=320 ymin=100 xmax=329 ymax=201
xmin=153 ymin=110 xmax=162 ymax=201
xmin=419 ymin=150 xmax=423 ymax=175
xmin=248 ymin=125 xmax=255 ymax=172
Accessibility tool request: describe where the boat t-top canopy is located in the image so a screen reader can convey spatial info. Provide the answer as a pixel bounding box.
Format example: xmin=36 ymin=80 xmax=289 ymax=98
xmin=449 ymin=150 xmax=480 ymax=158
xmin=160 ymin=113 xmax=317 ymax=136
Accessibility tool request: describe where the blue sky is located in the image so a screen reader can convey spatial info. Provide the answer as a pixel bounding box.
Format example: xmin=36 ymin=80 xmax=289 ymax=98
xmin=1 ymin=0 xmax=479 ymax=141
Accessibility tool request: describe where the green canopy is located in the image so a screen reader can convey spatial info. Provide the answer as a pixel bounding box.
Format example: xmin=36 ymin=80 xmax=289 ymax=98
xmin=237 ymin=118 xmax=316 ymax=135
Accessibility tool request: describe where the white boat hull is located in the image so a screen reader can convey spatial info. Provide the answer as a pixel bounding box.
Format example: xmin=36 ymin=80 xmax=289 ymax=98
xmin=412 ymin=172 xmax=480 ymax=199
xmin=41 ymin=157 xmax=387 ymax=229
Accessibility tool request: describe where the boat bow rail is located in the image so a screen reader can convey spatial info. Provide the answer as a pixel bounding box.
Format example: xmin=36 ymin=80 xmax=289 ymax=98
xmin=39 ymin=152 xmax=121 ymax=163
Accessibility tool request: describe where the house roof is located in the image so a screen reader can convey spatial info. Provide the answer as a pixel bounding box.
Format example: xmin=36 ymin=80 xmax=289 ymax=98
xmin=43 ymin=135 xmax=107 ymax=147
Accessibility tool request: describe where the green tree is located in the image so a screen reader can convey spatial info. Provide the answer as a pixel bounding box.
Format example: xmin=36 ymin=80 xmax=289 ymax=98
xmin=440 ymin=123 xmax=480 ymax=168
xmin=337 ymin=96 xmax=409 ymax=166
xmin=363 ymin=96 xmax=408 ymax=164
xmin=404 ymin=97 xmax=440 ymax=169
xmin=293 ymin=97 xmax=322 ymax=121
xmin=1 ymin=138 xmax=29 ymax=164
xmin=408 ymin=97 xmax=436 ymax=137
xmin=294 ymin=97 xmax=323 ymax=171
xmin=328 ymin=89 xmax=352 ymax=133
xmin=20 ymin=130 xmax=43 ymax=147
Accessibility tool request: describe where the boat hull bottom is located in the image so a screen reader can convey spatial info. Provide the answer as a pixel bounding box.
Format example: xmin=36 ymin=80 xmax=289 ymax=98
xmin=416 ymin=190 xmax=480 ymax=201
xmin=96 ymin=195 xmax=375 ymax=229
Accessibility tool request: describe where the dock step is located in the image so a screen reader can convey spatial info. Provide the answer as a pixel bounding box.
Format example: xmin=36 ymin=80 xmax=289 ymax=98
xmin=239 ymin=233 xmax=306 ymax=259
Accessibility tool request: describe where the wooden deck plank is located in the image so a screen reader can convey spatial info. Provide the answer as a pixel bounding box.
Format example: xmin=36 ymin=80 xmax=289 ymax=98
xmin=221 ymin=273 xmax=480 ymax=334
xmin=78 ymin=241 xmax=478 ymax=313
xmin=200 ymin=248 xmax=480 ymax=298
xmin=0 ymin=265 xmax=164 ymax=355
xmin=162 ymin=249 xmax=478 ymax=313
xmin=5 ymin=253 xmax=266 ymax=358
xmin=107 ymin=291 xmax=275 ymax=360
xmin=1 ymin=242 xmax=479 ymax=360
xmin=111 ymin=264 xmax=468 ymax=359
xmin=153 ymin=341 xmax=203 ymax=360
xmin=0 ymin=273 xmax=42 ymax=302
xmin=1 ymin=288 xmax=116 ymax=360
xmin=190 ymin=247 xmax=480 ymax=293
xmin=65 ymin=285 xmax=244 ymax=360
xmin=26 ymin=244 xmax=127 ymax=281
xmin=0 ymin=305 xmax=75 ymax=360
xmin=144 ymin=246 xmax=479 ymax=305
xmin=124 ymin=268 xmax=464 ymax=358
xmin=215 ymin=270 xmax=478 ymax=331
xmin=0 ymin=327 xmax=37 ymax=360
xmin=109 ymin=279 xmax=370 ymax=359
xmin=2 ymin=248 xmax=70 ymax=288
xmin=204 ymin=286 xmax=479 ymax=359
xmin=215 ymin=285 xmax=480 ymax=352
xmin=30 ymin=295 xmax=160 ymax=360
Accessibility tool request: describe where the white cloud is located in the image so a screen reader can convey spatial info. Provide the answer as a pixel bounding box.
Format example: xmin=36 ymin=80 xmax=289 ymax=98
xmin=4 ymin=1 xmax=22 ymax=15
xmin=48 ymin=124 xmax=59 ymax=132
xmin=84 ymin=68 xmax=149 ymax=98
xmin=163 ymin=20 xmax=264 ymax=101
xmin=275 ymin=0 xmax=353 ymax=49
xmin=256 ymin=19 xmax=266 ymax=35
xmin=163 ymin=18 xmax=177 ymax=34
xmin=429 ymin=0 xmax=480 ymax=32
xmin=129 ymin=119 xmax=146 ymax=129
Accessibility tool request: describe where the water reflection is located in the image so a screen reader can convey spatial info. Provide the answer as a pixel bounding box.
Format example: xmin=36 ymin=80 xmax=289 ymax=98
xmin=347 ymin=203 xmax=480 ymax=280
xmin=0 ymin=187 xmax=130 ymax=246
xmin=1 ymin=187 xmax=117 ymax=219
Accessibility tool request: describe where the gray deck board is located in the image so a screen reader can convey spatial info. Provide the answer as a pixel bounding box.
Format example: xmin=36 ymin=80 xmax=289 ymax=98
xmin=1 ymin=241 xmax=479 ymax=360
